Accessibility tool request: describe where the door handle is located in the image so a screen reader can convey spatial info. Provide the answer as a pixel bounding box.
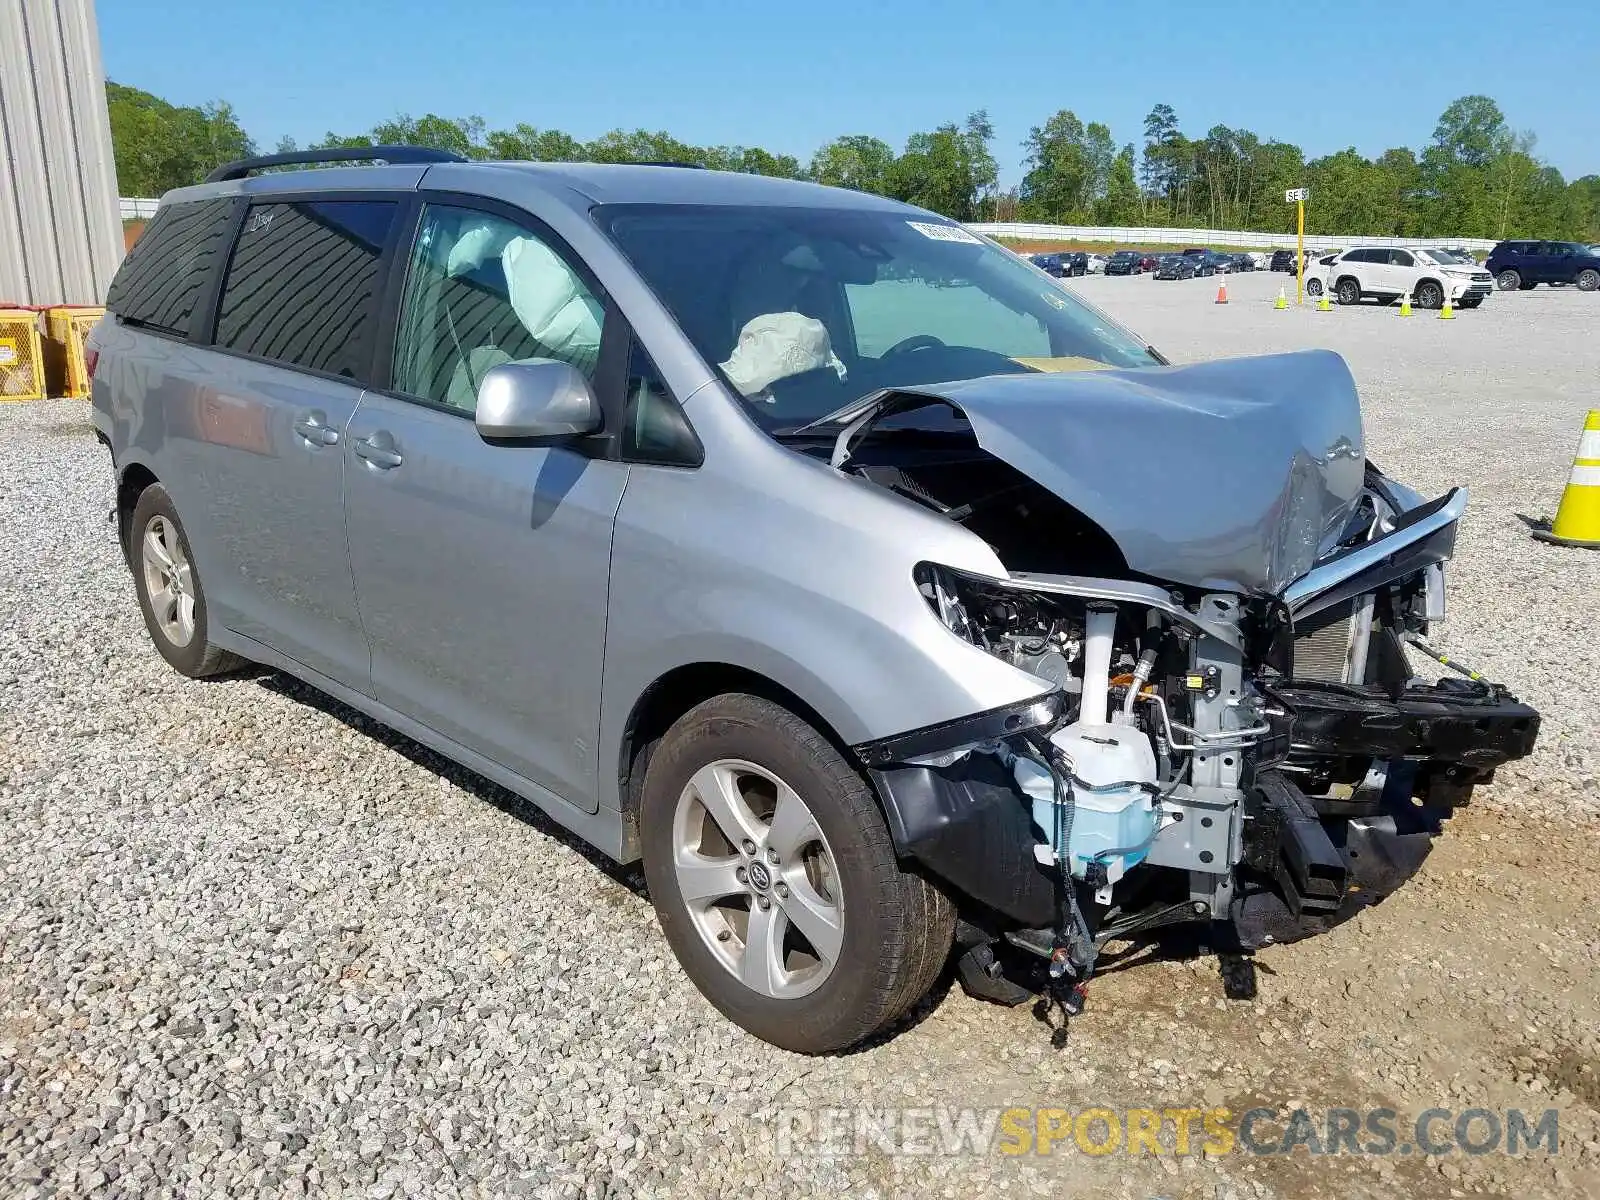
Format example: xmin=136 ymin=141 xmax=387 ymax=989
xmin=353 ymin=434 xmax=403 ymax=469
xmin=293 ymin=412 xmax=341 ymax=447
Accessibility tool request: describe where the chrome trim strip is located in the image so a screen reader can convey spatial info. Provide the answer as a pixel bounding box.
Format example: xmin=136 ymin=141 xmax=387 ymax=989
xmin=1284 ymin=488 xmax=1467 ymax=619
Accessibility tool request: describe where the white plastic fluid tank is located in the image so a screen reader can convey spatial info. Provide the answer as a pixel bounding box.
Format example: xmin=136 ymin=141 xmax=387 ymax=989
xmin=1013 ymin=722 xmax=1159 ymax=881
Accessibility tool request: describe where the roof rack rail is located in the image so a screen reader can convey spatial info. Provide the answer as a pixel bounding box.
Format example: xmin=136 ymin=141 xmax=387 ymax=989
xmin=635 ymin=161 xmax=707 ymax=169
xmin=204 ymin=145 xmax=469 ymax=183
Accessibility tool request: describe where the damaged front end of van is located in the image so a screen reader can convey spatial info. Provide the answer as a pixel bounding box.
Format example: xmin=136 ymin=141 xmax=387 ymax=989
xmin=833 ymin=350 xmax=1540 ymax=1002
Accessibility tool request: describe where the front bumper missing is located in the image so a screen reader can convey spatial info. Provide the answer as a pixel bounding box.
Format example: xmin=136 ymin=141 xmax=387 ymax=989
xmin=859 ymin=675 xmax=1538 ymax=941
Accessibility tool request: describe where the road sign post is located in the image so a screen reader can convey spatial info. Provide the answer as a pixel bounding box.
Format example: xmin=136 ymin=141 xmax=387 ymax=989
xmin=1285 ymin=187 xmax=1309 ymax=304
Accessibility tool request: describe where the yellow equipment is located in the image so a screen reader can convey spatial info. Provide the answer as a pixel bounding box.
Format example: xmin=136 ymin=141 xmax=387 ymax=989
xmin=0 ymin=310 xmax=46 ymax=402
xmin=45 ymin=306 xmax=105 ymax=399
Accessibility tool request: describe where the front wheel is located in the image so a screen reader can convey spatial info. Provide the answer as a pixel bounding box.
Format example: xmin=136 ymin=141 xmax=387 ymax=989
xmin=1577 ymin=268 xmax=1600 ymax=292
xmin=1415 ymin=280 xmax=1444 ymax=310
xmin=641 ymin=694 xmax=954 ymax=1053
xmin=1495 ymin=269 xmax=1521 ymax=290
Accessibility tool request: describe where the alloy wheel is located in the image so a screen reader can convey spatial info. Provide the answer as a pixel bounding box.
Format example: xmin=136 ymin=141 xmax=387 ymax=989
xmin=140 ymin=515 xmax=196 ymax=647
xmin=671 ymin=758 xmax=843 ymax=999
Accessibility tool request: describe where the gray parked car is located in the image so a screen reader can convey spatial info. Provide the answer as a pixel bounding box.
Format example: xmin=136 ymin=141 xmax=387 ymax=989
xmin=90 ymin=147 xmax=1539 ymax=1053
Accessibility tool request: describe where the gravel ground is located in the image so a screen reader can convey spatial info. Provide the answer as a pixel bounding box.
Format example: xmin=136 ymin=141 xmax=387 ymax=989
xmin=2 ymin=275 xmax=1598 ymax=1200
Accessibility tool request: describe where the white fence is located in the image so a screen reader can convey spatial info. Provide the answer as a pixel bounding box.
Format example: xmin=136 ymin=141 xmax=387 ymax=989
xmin=118 ymin=196 xmax=1499 ymax=254
xmin=969 ymin=222 xmax=1499 ymax=253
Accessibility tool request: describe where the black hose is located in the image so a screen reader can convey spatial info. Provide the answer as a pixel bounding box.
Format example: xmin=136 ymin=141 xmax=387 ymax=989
xmin=1028 ymin=734 xmax=1096 ymax=979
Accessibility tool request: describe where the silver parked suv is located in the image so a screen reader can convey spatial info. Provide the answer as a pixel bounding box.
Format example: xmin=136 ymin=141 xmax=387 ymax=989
xmin=91 ymin=148 xmax=1539 ymax=1053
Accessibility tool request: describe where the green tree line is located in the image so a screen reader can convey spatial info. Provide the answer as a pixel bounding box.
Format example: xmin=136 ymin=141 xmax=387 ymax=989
xmin=108 ymin=82 xmax=1600 ymax=242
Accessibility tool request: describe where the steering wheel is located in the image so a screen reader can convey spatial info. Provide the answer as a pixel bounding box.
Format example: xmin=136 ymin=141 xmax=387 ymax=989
xmin=882 ymin=334 xmax=947 ymax=357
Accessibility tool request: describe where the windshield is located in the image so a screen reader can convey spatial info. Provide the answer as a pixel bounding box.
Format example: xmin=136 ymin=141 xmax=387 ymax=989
xmin=1418 ymin=248 xmax=1465 ymax=265
xmin=595 ymin=204 xmax=1157 ymax=429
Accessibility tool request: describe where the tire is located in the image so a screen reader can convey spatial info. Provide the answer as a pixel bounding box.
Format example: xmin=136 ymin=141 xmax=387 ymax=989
xmin=129 ymin=483 xmax=244 ymax=678
xmin=640 ymin=693 xmax=954 ymax=1054
xmin=1577 ymin=268 xmax=1600 ymax=292
xmin=1495 ymin=269 xmax=1521 ymax=291
xmin=1459 ymin=298 xmax=1483 ymax=309
xmin=1335 ymin=277 xmax=1362 ymax=306
xmin=1306 ymin=278 xmax=1323 ymax=297
xmin=1415 ymin=280 xmax=1444 ymax=310
xmin=1519 ymin=282 xmax=1537 ymax=290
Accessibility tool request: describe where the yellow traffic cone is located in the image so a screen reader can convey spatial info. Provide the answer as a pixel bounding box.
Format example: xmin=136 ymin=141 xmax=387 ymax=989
xmin=1315 ymin=288 xmax=1332 ymax=312
xmin=1532 ymin=410 xmax=1600 ymax=549
xmin=1438 ymin=293 xmax=1456 ymax=320
xmin=1398 ymin=291 xmax=1413 ymax=317
xmin=1274 ymin=287 xmax=1288 ymax=311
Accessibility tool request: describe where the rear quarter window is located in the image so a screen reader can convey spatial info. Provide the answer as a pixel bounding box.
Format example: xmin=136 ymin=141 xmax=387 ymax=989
xmin=105 ymin=197 xmax=237 ymax=335
xmin=214 ymin=199 xmax=399 ymax=381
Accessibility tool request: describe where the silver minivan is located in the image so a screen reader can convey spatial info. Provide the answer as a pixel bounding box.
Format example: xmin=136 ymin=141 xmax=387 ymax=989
xmin=91 ymin=148 xmax=1538 ymax=1053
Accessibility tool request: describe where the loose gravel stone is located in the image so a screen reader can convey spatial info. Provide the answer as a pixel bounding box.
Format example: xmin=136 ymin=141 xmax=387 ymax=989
xmin=2 ymin=277 xmax=1597 ymax=1198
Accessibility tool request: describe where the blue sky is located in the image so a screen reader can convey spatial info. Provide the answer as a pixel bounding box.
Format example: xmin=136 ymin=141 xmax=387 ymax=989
xmin=99 ymin=0 xmax=1600 ymax=183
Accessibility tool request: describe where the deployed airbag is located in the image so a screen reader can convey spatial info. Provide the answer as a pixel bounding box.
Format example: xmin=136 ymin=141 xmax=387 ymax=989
xmin=720 ymin=312 xmax=846 ymax=399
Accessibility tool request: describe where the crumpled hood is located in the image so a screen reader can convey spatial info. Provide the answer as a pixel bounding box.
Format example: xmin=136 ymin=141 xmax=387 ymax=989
xmin=846 ymin=350 xmax=1368 ymax=594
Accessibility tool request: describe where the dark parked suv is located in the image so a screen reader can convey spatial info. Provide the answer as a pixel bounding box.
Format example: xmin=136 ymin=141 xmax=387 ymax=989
xmin=1103 ymin=250 xmax=1143 ymax=275
xmin=1486 ymin=241 xmax=1600 ymax=292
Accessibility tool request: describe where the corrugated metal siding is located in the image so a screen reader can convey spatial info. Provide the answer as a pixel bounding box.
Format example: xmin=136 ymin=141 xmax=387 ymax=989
xmin=0 ymin=0 xmax=122 ymax=306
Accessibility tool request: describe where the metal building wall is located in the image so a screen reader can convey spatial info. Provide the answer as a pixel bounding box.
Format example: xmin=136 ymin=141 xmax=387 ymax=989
xmin=0 ymin=0 xmax=122 ymax=306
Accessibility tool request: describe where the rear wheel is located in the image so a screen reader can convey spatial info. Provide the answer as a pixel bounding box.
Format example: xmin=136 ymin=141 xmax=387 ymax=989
xmin=1415 ymin=280 xmax=1444 ymax=310
xmin=1495 ymin=269 xmax=1521 ymax=291
xmin=1336 ymin=277 xmax=1362 ymax=306
xmin=640 ymin=694 xmax=954 ymax=1053
xmin=1306 ymin=278 xmax=1323 ymax=297
xmin=1577 ymin=268 xmax=1600 ymax=292
xmin=130 ymin=484 xmax=244 ymax=678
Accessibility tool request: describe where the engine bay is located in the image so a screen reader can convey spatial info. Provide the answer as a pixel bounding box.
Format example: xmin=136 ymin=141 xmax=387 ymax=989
xmin=842 ymin=420 xmax=1541 ymax=1010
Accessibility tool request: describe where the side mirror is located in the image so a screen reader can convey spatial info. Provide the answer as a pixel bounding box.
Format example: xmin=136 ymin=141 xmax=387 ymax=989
xmin=474 ymin=360 xmax=601 ymax=443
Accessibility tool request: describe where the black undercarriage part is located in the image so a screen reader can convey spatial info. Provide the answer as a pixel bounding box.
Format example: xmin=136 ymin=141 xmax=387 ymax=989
xmin=1248 ymin=771 xmax=1347 ymax=916
xmin=1267 ymin=676 xmax=1539 ymax=770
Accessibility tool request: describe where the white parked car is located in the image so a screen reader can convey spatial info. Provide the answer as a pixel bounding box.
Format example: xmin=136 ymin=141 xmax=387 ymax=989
xmin=1086 ymin=253 xmax=1107 ymax=274
xmin=1302 ymin=252 xmax=1341 ymax=297
xmin=1323 ymin=246 xmax=1493 ymax=309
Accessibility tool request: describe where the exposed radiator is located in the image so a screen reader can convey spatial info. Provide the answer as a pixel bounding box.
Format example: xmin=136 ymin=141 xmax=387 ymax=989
xmin=1293 ymin=599 xmax=1362 ymax=682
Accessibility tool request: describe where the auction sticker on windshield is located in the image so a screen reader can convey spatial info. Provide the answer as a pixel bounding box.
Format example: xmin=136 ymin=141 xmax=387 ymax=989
xmin=908 ymin=220 xmax=982 ymax=244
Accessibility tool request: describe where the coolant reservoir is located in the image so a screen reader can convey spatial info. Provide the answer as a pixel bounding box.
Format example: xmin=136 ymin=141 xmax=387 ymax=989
xmin=1013 ymin=722 xmax=1159 ymax=882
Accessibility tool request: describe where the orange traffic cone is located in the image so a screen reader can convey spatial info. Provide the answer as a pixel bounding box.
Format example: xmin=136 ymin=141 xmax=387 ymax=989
xmin=1215 ymin=277 xmax=1228 ymax=304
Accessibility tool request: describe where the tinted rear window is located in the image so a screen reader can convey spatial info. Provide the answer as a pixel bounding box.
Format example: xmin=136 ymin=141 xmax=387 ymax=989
xmin=105 ymin=197 xmax=237 ymax=335
xmin=215 ymin=199 xmax=399 ymax=381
